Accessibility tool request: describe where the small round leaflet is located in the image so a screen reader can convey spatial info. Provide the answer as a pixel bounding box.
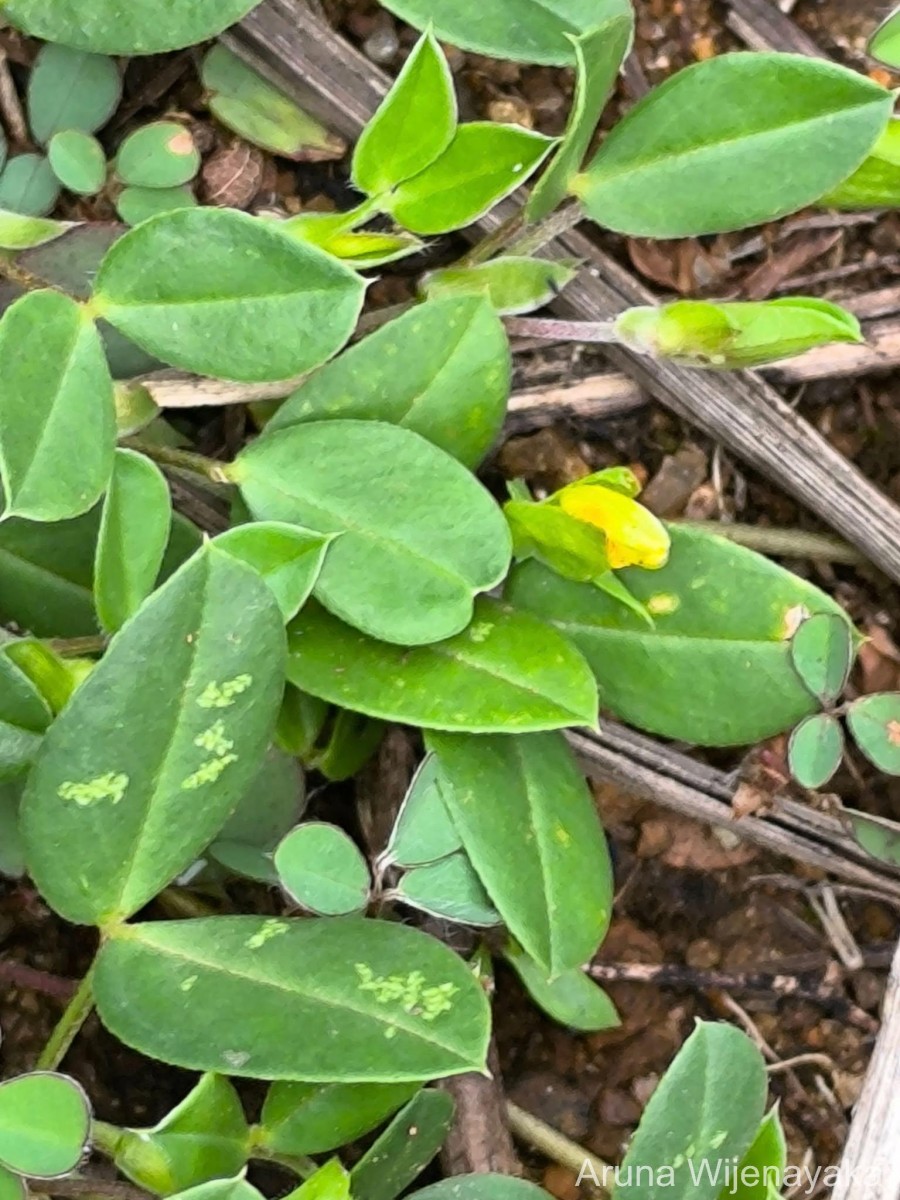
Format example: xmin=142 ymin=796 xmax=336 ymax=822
xmin=0 ymin=1072 xmax=91 ymax=1177
xmin=789 ymin=613 xmax=853 ymax=705
xmin=787 ymin=713 xmax=844 ymax=789
xmin=847 ymin=692 xmax=900 ymax=774
xmin=274 ymin=822 xmax=370 ymax=916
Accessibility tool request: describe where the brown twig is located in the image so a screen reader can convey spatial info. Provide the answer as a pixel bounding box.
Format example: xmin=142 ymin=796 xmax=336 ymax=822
xmin=0 ymin=959 xmax=77 ymax=1001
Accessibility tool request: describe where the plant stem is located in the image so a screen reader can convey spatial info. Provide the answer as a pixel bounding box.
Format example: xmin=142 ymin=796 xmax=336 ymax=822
xmin=505 ymin=198 xmax=586 ymax=258
xmin=670 ymin=520 xmax=863 ymax=565
xmin=503 ymin=316 xmax=619 ymax=343
xmin=456 ymin=211 xmax=528 ymax=268
xmin=35 ymin=958 xmax=97 ymax=1071
xmin=120 ymin=438 xmax=231 ymax=485
xmin=0 ymin=960 xmax=77 ymax=1001
xmin=505 ymin=1101 xmax=614 ymax=1196
xmin=48 ymin=636 xmax=108 ymax=658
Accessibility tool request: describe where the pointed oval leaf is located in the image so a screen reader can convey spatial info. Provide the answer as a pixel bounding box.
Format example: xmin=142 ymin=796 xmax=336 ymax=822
xmin=114 ymin=1075 xmax=249 ymax=1195
xmin=274 ymin=822 xmax=371 ymax=916
xmin=869 ymin=8 xmax=900 ymax=69
xmin=380 ymin=0 xmax=633 ymax=65
xmin=576 ymin=54 xmax=893 ymax=236
xmin=616 ymin=1022 xmax=768 ymax=1200
xmin=215 ymin=748 xmax=306 ymax=851
xmin=386 ymin=755 xmax=463 ymax=868
xmin=718 ymin=1109 xmax=787 ymax=1200
xmin=423 ymin=257 xmax=577 ymax=317
xmin=0 ymin=1166 xmax=25 ymax=1200
xmin=527 ymin=16 xmax=634 ymax=222
xmin=0 ymin=782 xmax=25 ymax=878
xmin=94 ymin=916 xmax=491 ymax=1080
xmin=287 ymin=597 xmax=598 ymax=732
xmin=116 ymin=184 xmax=198 ymax=227
xmin=21 ymin=547 xmax=286 ymax=926
xmin=0 ymin=505 xmax=200 ymax=638
xmin=505 ymin=942 xmax=620 ymax=1032
xmin=213 ymin=522 xmax=335 ymax=622
xmin=0 ymin=654 xmax=51 ymax=780
xmin=353 ymin=32 xmax=456 ymax=195
xmin=269 ymin=296 xmax=510 ymax=468
xmin=259 ymin=1081 xmax=419 ymax=1158
xmin=386 ymin=123 xmax=556 ymax=235
xmin=48 ymin=131 xmax=107 ymax=196
xmin=234 ymin=421 xmax=511 ymax=645
xmin=0 ymin=154 xmax=60 ymax=217
xmin=27 ymin=44 xmax=121 ymax=144
xmin=5 ymin=0 xmax=265 ymax=55
xmin=787 ymin=713 xmax=844 ymax=790
xmin=163 ymin=1180 xmax=263 ymax=1200
xmin=95 ymin=449 xmax=172 ymax=633
xmin=115 ymin=122 xmax=201 ymax=189
xmin=0 ymin=210 xmax=69 ymax=250
xmin=847 ymin=693 xmax=900 ymax=774
xmin=0 ymin=289 xmax=115 ymax=521
xmin=202 ymin=47 xmax=344 ymax=161
xmin=93 ymin=208 xmax=365 ymax=382
xmin=0 ymin=1073 xmax=91 ymax=1178
xmin=351 ymin=1091 xmax=455 ymax=1200
xmin=507 ymin=525 xmax=849 ymax=746
xmin=427 ymin=730 xmax=612 ymax=974
xmin=790 ymin=613 xmax=854 ymax=705
xmin=397 ymin=854 xmax=501 ymax=927
xmin=844 ymin=808 xmax=900 ymax=866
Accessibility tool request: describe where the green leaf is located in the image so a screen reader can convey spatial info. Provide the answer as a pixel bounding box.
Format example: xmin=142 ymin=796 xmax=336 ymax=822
xmin=112 ymin=1075 xmax=249 ymax=1195
xmin=505 ymin=498 xmax=610 ymax=583
xmin=287 ymin=597 xmax=598 ymax=732
xmin=0 ymin=1166 xmax=24 ymax=1200
xmin=268 ymin=296 xmax=510 ymax=469
xmin=818 ymin=118 xmax=900 ymax=208
xmin=95 ymin=449 xmax=172 ymax=633
xmin=289 ymin=1160 xmax=350 ymax=1200
xmin=310 ymin=229 xmax=424 ymax=269
xmin=21 ymin=546 xmax=286 ymax=926
xmin=505 ymin=941 xmax=619 ymax=1032
xmin=0 ymin=289 xmax=115 ymax=521
xmin=116 ymin=185 xmax=198 ymax=226
xmin=27 ymin=44 xmax=121 ymax=144
xmin=258 ymin=1081 xmax=419 ymax=1157
xmin=844 ymin=807 xmax=900 ymax=866
xmin=5 ymin=0 xmax=265 ymax=55
xmin=0 ymin=1072 xmax=91 ymax=1178
xmin=211 ymin=747 xmax=306 ymax=868
xmin=234 ymin=420 xmax=511 ymax=645
xmin=385 ymin=123 xmax=555 ymax=235
xmin=92 ymin=208 xmax=365 ymax=383
xmin=0 ymin=505 xmax=200 ymax=638
xmin=4 ymin=638 xmax=78 ymax=717
xmin=428 ymin=731 xmax=611 ymax=974
xmin=94 ymin=915 xmax=491 ymax=1080
xmin=717 ymin=1109 xmax=787 ymax=1200
xmin=0 ymin=210 xmax=69 ymax=249
xmin=0 ymin=654 xmax=51 ymax=780
xmin=353 ymin=32 xmax=456 ymax=196
xmin=159 ymin=1179 xmax=263 ymax=1200
xmin=308 ymin=709 xmax=385 ymax=783
xmin=0 ymin=154 xmax=61 ymax=217
xmin=47 ymin=131 xmax=107 ymax=196
xmin=351 ymin=1092 xmax=455 ymax=1200
xmin=576 ymin=54 xmax=893 ymax=236
xmin=847 ymin=693 xmax=900 ymax=774
xmin=527 ymin=16 xmax=634 ymax=222
xmin=790 ymin=613 xmax=854 ymax=705
xmin=274 ymin=822 xmax=370 ymax=916
xmin=787 ymin=714 xmax=844 ymax=789
xmin=0 ymin=781 xmax=25 ymax=877
xmin=385 ymin=754 xmax=463 ymax=868
xmin=869 ymin=8 xmax=900 ymax=69
xmin=423 ymin=257 xmax=577 ymax=317
xmin=409 ymin=1180 xmax=548 ymax=1200
xmin=379 ymin=0 xmax=633 ymax=66
xmin=615 ymin=1022 xmax=768 ymax=1200
xmin=202 ymin=46 xmax=344 ymax=162
xmin=213 ymin=522 xmax=335 ymax=623
xmin=507 ymin=524 xmax=849 ymax=746
xmin=115 ymin=122 xmax=201 ymax=189
xmin=397 ymin=854 xmax=501 ymax=926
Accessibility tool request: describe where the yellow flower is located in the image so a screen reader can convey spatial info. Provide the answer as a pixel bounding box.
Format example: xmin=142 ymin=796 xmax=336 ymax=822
xmin=558 ymin=484 xmax=670 ymax=570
